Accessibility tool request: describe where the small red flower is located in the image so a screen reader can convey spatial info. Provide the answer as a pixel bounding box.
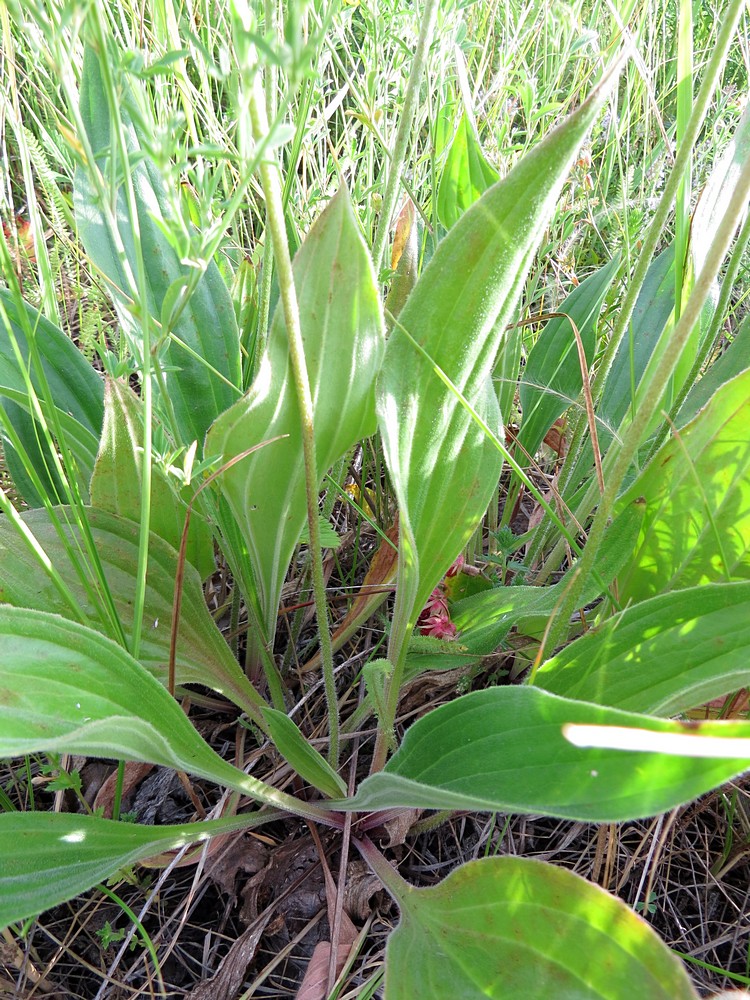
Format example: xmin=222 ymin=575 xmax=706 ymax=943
xmin=417 ymin=586 xmax=457 ymax=639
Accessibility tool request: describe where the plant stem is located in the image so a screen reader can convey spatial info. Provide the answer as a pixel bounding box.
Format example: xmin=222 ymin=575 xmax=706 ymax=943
xmin=371 ymin=0 xmax=440 ymax=273
xmin=354 ymin=835 xmax=413 ymax=907
xmin=248 ymin=75 xmax=340 ymax=769
xmin=251 ymin=0 xmax=278 ymax=386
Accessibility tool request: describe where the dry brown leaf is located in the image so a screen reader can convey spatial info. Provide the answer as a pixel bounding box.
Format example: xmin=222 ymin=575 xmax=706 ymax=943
xmin=183 ymin=910 xmax=273 ymax=1000
xmin=295 ymin=936 xmax=357 ymax=1000
xmin=203 ymin=831 xmax=269 ymax=902
xmin=380 ymin=808 xmax=423 ymax=848
xmin=342 ymin=860 xmax=386 ymax=921
xmin=93 ymin=762 xmax=154 ymax=818
xmin=241 ymin=840 xmax=323 ymax=926
xmin=543 ymin=416 xmax=568 ymax=458
xmin=391 ymin=199 xmax=416 ymax=271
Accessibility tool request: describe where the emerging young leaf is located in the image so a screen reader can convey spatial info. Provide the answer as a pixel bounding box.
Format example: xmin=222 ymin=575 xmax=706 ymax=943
xmin=536 ymin=581 xmax=750 ymax=716
xmin=615 ymin=366 xmax=750 ymax=602
xmin=436 ymin=112 xmax=499 ymax=230
xmin=377 ymin=62 xmax=622 ymax=657
xmin=346 ymin=686 xmax=750 ymax=822
xmin=262 ymin=708 xmax=347 ymax=798
xmin=384 ymin=857 xmax=696 ymax=999
xmin=0 ymin=506 xmax=262 ymax=714
xmin=75 ymin=46 xmax=242 ymax=450
xmin=207 ymin=187 xmax=385 ymax=641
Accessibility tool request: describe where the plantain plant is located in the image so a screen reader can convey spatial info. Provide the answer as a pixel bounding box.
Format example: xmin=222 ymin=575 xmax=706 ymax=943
xmin=2 ymin=1 xmax=750 ymax=996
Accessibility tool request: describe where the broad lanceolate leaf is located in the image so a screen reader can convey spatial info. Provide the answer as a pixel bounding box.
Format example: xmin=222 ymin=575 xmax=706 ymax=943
xmin=436 ymin=112 xmax=499 ymax=230
xmin=377 ymin=64 xmax=622 ymax=652
xmin=207 ymin=188 xmax=385 ymax=640
xmin=562 ymin=243 xmax=714 ymax=501
xmin=0 ymin=290 xmax=103 ymax=503
xmin=90 ymin=377 xmax=214 ymax=577
xmin=536 ymin=582 xmax=750 ymax=716
xmin=517 ymin=256 xmax=619 ymax=461
xmin=616 ymin=366 xmax=750 ymax=602
xmin=0 ymin=606 xmax=326 ymax=822
xmin=75 ymin=46 xmax=241 ymax=450
xmin=384 ymin=857 xmax=696 ymax=1000
xmin=346 ymin=686 xmax=750 ymax=822
xmin=452 ymin=496 xmax=645 ymax=655
xmin=597 ymin=243 xmax=677 ymax=444
xmin=0 ymin=506 xmax=262 ymax=714
xmin=0 ymin=810 xmax=278 ymax=928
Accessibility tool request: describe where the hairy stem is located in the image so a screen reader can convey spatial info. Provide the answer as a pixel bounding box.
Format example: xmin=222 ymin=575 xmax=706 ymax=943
xmin=248 ymin=76 xmax=340 ymax=769
xmin=371 ymin=0 xmax=440 ymax=273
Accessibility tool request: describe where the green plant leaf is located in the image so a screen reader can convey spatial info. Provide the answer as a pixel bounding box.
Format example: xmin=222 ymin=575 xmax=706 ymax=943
xmin=298 ymin=513 xmax=341 ymax=549
xmin=0 ymin=605 xmax=319 ymax=819
xmin=615 ymin=366 xmax=750 ymax=602
xmin=436 ymin=112 xmax=499 ymax=230
xmin=0 ymin=810 xmax=278 ymax=928
xmin=0 ymin=398 xmax=65 ymax=507
xmin=207 ymin=187 xmax=385 ymax=640
xmin=0 ymin=291 xmax=103 ymax=440
xmin=262 ymin=708 xmax=347 ymax=798
xmin=377 ymin=63 xmax=621 ymax=651
xmin=535 ymin=581 xmax=750 ymax=715
xmin=0 ymin=290 xmax=103 ymax=501
xmin=345 ymin=686 xmax=750 ymax=821
xmin=90 ymin=377 xmax=214 ymax=577
xmin=75 ymin=46 xmax=241 ymax=450
xmin=516 ymin=256 xmax=619 ymax=461
xmin=452 ymin=496 xmax=645 ymax=654
xmin=384 ymin=856 xmax=696 ymax=999
xmin=577 ymin=241 xmax=714 ymax=486
xmin=677 ymin=314 xmax=750 ymax=426
xmin=599 ymin=244 xmax=677 ymax=441
xmin=0 ymin=506 xmax=262 ymax=714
